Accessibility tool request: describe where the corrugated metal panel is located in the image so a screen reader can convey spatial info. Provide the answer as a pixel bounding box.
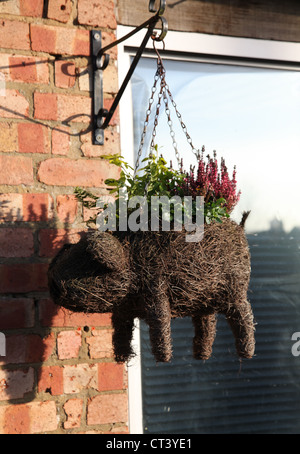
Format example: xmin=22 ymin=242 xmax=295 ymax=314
xmin=140 ymin=230 xmax=300 ymax=434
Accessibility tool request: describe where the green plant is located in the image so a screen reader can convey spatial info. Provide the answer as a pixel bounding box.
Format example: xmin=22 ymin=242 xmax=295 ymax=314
xmin=75 ymin=148 xmax=238 ymax=229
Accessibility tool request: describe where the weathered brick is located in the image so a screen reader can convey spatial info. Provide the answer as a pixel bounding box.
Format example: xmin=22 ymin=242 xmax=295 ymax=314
xmin=57 ymin=330 xmax=82 ymax=359
xmin=98 ymin=362 xmax=125 ymax=392
xmin=9 ymin=55 xmax=49 ymax=84
xmin=87 ymin=393 xmax=128 ymax=426
xmin=0 ymin=263 xmax=49 ymax=293
xmin=18 ymin=123 xmax=50 ymax=154
xmin=52 ymin=126 xmax=71 ymax=155
xmin=33 ymin=92 xmax=57 ymax=121
xmin=2 ymin=404 xmax=30 ymax=434
xmin=39 ymin=228 xmax=83 ymax=257
xmin=39 ymin=298 xmax=112 ymax=328
xmin=63 ymin=364 xmax=98 ymax=394
xmin=81 ymin=129 xmax=120 ymax=157
xmin=0 ymin=401 xmax=57 ymax=434
xmin=0 ymin=89 xmax=29 ymax=119
xmin=19 ymin=0 xmax=44 ymax=17
xmin=54 ymin=60 xmax=76 ymax=88
xmin=0 ymin=20 xmax=30 ymax=51
xmin=0 ymin=155 xmax=33 ymax=185
xmin=30 ymin=24 xmax=89 ymax=56
xmin=0 ymin=298 xmax=35 ymax=330
xmin=38 ymin=366 xmax=64 ymax=396
xmin=78 ymin=0 xmax=117 ymax=29
xmin=0 ymin=228 xmax=34 ymax=258
xmin=86 ymin=329 xmax=114 ymax=359
xmin=22 ymin=193 xmax=54 ymax=222
xmin=0 ymin=333 xmax=55 ymax=365
xmin=0 ymin=194 xmax=23 ymax=222
xmin=34 ymin=92 xmax=91 ymax=122
xmin=0 ymin=368 xmax=34 ymax=401
xmin=37 ymin=157 xmax=120 ymax=187
xmin=28 ymin=401 xmax=58 ymax=434
xmin=0 ymin=122 xmax=18 ymax=152
xmin=47 ymin=0 xmax=72 ymax=23
xmin=56 ymin=195 xmax=78 ymax=223
xmin=63 ymin=398 xmax=83 ymax=429
xmin=57 ymin=93 xmax=91 ymax=122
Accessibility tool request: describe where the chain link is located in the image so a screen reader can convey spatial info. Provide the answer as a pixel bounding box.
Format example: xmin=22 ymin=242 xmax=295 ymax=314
xmin=134 ymin=41 xmax=200 ymax=174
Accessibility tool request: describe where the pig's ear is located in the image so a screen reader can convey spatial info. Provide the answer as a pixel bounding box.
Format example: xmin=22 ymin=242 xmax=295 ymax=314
xmin=86 ymin=232 xmax=127 ymax=271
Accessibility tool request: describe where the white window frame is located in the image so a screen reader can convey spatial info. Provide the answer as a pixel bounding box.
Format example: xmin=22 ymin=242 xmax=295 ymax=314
xmin=116 ymin=25 xmax=300 ymax=434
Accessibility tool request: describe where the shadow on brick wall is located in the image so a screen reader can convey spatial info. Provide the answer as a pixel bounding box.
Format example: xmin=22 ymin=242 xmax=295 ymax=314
xmin=0 ymin=199 xmax=85 ymax=404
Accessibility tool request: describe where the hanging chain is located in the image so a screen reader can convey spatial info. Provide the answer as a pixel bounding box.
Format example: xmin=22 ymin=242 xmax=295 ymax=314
xmin=134 ymin=70 xmax=160 ymax=175
xmin=134 ymin=39 xmax=200 ymax=175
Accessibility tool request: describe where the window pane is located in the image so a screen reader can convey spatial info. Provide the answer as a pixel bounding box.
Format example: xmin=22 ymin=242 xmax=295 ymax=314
xmin=131 ymin=57 xmax=300 ymax=434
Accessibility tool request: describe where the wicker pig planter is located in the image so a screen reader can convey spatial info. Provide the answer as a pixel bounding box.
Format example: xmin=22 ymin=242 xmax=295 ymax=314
xmin=48 ymin=213 xmax=255 ymax=363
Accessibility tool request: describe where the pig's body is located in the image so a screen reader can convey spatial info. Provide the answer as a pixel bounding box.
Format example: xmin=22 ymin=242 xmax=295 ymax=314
xmin=48 ymin=217 xmax=255 ymax=363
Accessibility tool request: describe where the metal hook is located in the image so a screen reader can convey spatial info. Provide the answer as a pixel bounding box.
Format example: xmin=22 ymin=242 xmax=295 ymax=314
xmin=149 ymin=0 xmax=166 ymax=16
xmin=151 ymin=16 xmax=168 ymax=41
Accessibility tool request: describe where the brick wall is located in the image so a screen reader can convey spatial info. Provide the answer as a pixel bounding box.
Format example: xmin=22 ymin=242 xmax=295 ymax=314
xmin=0 ymin=0 xmax=129 ymax=434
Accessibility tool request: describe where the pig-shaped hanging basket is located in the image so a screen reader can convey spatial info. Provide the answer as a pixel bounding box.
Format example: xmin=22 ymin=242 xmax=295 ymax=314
xmin=48 ymin=214 xmax=255 ymax=363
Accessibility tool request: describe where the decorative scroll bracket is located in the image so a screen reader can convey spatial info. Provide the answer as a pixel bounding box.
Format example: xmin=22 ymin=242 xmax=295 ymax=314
xmin=91 ymin=0 xmax=168 ymax=145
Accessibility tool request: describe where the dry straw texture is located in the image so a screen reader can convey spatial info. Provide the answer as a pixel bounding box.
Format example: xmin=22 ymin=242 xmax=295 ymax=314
xmin=48 ymin=214 xmax=255 ymax=363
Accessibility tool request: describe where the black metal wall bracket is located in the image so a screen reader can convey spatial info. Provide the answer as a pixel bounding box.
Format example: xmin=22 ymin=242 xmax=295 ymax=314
xmin=91 ymin=0 xmax=168 ymax=145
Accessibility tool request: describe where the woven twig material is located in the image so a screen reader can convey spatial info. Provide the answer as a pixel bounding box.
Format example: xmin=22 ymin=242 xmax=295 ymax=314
xmin=48 ymin=216 xmax=255 ymax=363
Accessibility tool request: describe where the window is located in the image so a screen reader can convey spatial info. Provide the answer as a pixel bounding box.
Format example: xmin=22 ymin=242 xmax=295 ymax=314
xmin=117 ymin=27 xmax=300 ymax=434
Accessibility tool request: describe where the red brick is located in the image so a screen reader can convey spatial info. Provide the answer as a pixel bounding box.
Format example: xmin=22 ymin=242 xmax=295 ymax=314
xmin=38 ymin=366 xmax=64 ymax=395
xmin=19 ymin=0 xmax=44 ymax=17
xmin=0 ymin=155 xmax=33 ymax=185
xmin=81 ymin=129 xmax=120 ymax=157
xmin=0 ymin=194 xmax=23 ymax=222
xmin=0 ymin=368 xmax=34 ymax=402
xmin=0 ymin=228 xmax=34 ymax=258
xmin=0 ymin=122 xmax=18 ymax=152
xmin=0 ymin=333 xmax=55 ymax=365
xmin=52 ymin=126 xmax=71 ymax=155
xmin=86 ymin=329 xmax=114 ymax=359
xmin=103 ymin=98 xmax=119 ymax=126
xmin=0 ymin=89 xmax=29 ymax=119
xmin=9 ymin=56 xmax=49 ymax=84
xmin=57 ymin=330 xmax=82 ymax=359
xmin=28 ymin=401 xmax=58 ymax=433
xmin=22 ymin=193 xmax=54 ymax=222
xmin=39 ymin=228 xmax=83 ymax=257
xmin=63 ymin=399 xmax=83 ymax=429
xmin=18 ymin=123 xmax=50 ymax=154
xmin=87 ymin=393 xmax=128 ymax=426
xmin=56 ymin=195 xmax=78 ymax=223
xmin=98 ymin=362 xmax=125 ymax=392
xmin=30 ymin=24 xmax=89 ymax=56
xmin=0 ymin=263 xmax=49 ymax=293
xmin=0 ymin=298 xmax=35 ymax=330
xmin=37 ymin=157 xmax=120 ymax=187
xmin=0 ymin=401 xmax=57 ymax=434
xmin=3 ymin=404 xmax=30 ymax=434
xmin=78 ymin=0 xmax=117 ymax=29
xmin=39 ymin=298 xmax=112 ymax=327
xmin=56 ymin=93 xmax=91 ymax=123
xmin=0 ymin=20 xmax=30 ymax=51
xmin=63 ymin=364 xmax=98 ymax=394
xmin=34 ymin=92 xmax=58 ymax=121
xmin=48 ymin=0 xmax=72 ymax=23
xmin=55 ymin=60 xmax=76 ymax=88
xmin=34 ymin=92 xmax=91 ymax=122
